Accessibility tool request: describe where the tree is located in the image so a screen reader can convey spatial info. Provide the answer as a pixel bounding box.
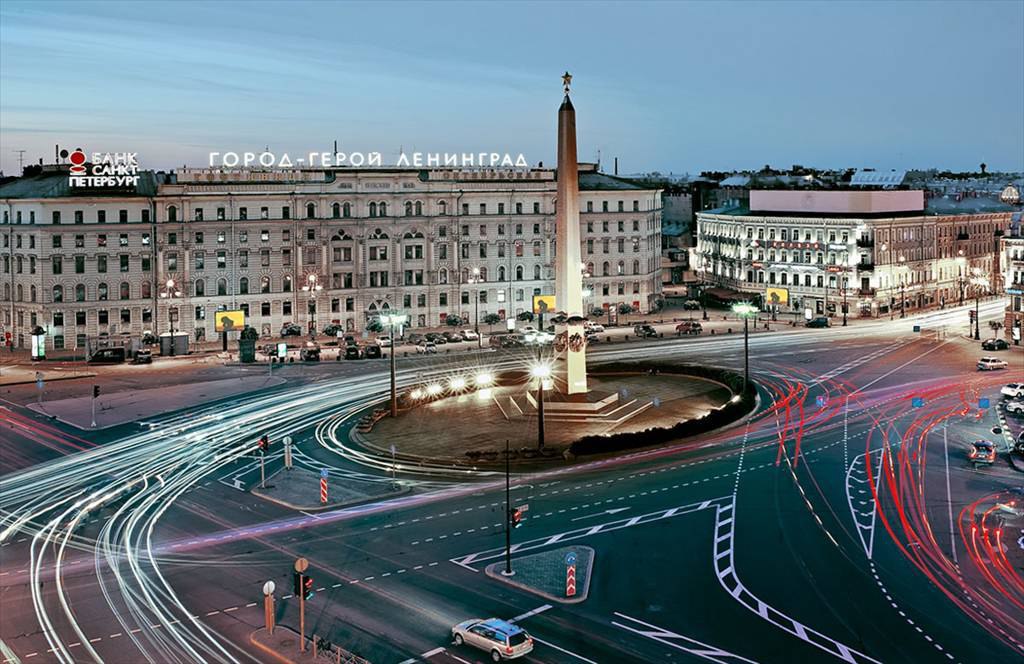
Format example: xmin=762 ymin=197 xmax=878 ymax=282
xmin=618 ymin=303 xmax=634 ymax=315
xmin=590 ymin=307 xmax=606 ymax=318
xmin=445 ymin=314 xmax=463 ymax=327
xmin=482 ymin=313 xmax=502 ymax=332
xmin=366 ymin=318 xmax=384 ymax=333
xmin=517 ymin=311 xmax=535 ymax=322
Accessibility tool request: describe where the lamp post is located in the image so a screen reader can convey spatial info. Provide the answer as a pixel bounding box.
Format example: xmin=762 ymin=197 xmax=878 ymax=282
xmin=380 ymin=312 xmax=407 ymax=417
xmin=731 ymin=302 xmax=758 ymax=393
xmin=531 ymin=362 xmax=551 ymax=450
xmin=301 ymin=273 xmax=323 ymax=339
xmin=841 ymin=276 xmax=848 ymax=327
xmin=969 ymin=267 xmax=989 ymax=341
xmin=158 ymin=278 xmax=183 ymax=356
xmin=467 ymin=267 xmax=482 ymax=349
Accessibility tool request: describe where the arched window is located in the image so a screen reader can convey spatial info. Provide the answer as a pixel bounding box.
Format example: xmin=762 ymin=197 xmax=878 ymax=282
xmin=342 ymin=202 xmax=351 ymax=218
xmin=260 ymin=276 xmax=271 ymax=293
xmin=438 ymin=200 xmax=447 ymax=215
xmin=194 ymin=279 xmax=204 ymax=297
xmin=283 ymin=275 xmax=292 ymax=292
xmin=75 ymin=283 xmax=86 ymax=302
xmin=379 ymin=202 xmax=387 ymax=216
xmin=617 ymin=260 xmax=624 ymax=275
xmin=167 ymin=205 xmax=177 ymax=222
xmin=29 ymin=285 xmax=36 ymax=302
xmin=368 ymin=202 xmax=377 ymax=217
xmin=306 ymin=202 xmax=316 ymax=219
xmin=479 ymin=267 xmax=488 ymax=281
xmin=439 ymin=268 xmax=448 ymax=284
xmin=515 ymin=265 xmax=524 ymax=281
xmin=141 ymin=281 xmax=151 ymax=298
xmin=332 ymin=203 xmax=340 ymax=218
xmin=462 ymin=268 xmax=469 ymax=283
xmin=602 ymin=262 xmax=610 ymax=276
xmin=52 ymin=285 xmax=63 ymax=302
xmin=16 ymin=285 xmax=22 ymax=302
xmin=533 ymin=265 xmax=541 ymax=280
xmin=239 ymin=277 xmax=249 ymax=294
xmin=632 ymin=259 xmax=640 ymax=274
xmin=120 ymin=282 xmax=131 ymax=300
xmin=586 ymin=262 xmax=594 ymax=276
xmin=98 ymin=282 xmax=108 ymax=301
xmin=217 ymin=278 xmax=227 ymax=296
xmin=498 ymin=266 xmax=506 ymax=281
xmin=3 ymin=283 xmax=8 ymax=300
xmin=414 ymin=201 xmax=422 ymax=216
xmin=405 ymin=201 xmax=413 ymax=216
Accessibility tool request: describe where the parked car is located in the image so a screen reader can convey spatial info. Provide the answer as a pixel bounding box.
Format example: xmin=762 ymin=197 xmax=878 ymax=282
xmin=364 ymin=344 xmax=382 ymax=359
xmin=1005 ymin=400 xmax=1024 ymax=416
xmin=426 ymin=332 xmax=447 ymax=344
xmin=461 ymin=329 xmax=480 ymax=341
xmin=376 ymin=336 xmax=393 ymax=347
xmin=1001 ymin=383 xmax=1024 ymax=399
xmin=88 ymin=347 xmax=126 ymax=364
xmin=584 ymin=322 xmax=605 ymax=333
xmin=634 ymin=324 xmax=657 ymax=338
xmin=451 ymin=618 xmax=533 ymax=661
xmin=299 ymin=347 xmax=320 ymax=361
xmin=322 ymin=324 xmax=344 ymax=337
xmin=140 ymin=331 xmax=158 ymax=346
xmin=805 ymin=317 xmax=830 ymax=328
xmin=977 ymin=356 xmax=1009 ymax=371
xmin=280 ymin=323 xmax=302 ymax=337
xmin=407 ymin=333 xmax=425 ymax=346
xmin=489 ymin=333 xmax=524 ymax=348
xmin=416 ymin=341 xmax=437 ymax=354
xmin=683 ymin=299 xmax=702 ymax=310
xmin=982 ymin=338 xmax=1010 ymax=351
xmin=675 ymin=321 xmax=703 ymax=335
xmin=968 ymin=440 xmax=996 ymax=467
xmin=443 ymin=331 xmax=463 ymax=343
xmin=343 ymin=334 xmax=357 ymax=346
xmin=344 ymin=345 xmax=362 ymax=360
xmin=131 ymin=349 xmax=152 ymax=364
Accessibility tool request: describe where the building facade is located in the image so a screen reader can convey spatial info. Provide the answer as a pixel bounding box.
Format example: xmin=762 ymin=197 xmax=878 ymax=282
xmin=1003 ymin=218 xmax=1024 ymax=344
xmin=0 ymin=163 xmax=662 ymax=350
xmin=696 ymin=190 xmax=1011 ymax=318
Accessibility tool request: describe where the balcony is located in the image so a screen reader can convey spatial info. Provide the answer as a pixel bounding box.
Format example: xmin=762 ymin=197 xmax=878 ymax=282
xmin=856 ymin=261 xmax=874 ymax=271
xmin=859 ymin=287 xmax=876 ymax=297
xmin=957 ymin=232 xmax=970 ymax=241
xmin=856 ymin=237 xmax=874 ymax=248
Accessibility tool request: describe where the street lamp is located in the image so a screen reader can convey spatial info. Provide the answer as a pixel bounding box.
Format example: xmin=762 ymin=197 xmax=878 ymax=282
xmin=158 ymin=278 xmax=183 ymax=356
xmin=969 ymin=267 xmax=989 ymax=341
xmin=467 ymin=267 xmax=483 ymax=349
xmin=301 ymin=273 xmax=323 ymax=338
xmin=731 ymin=302 xmax=758 ymax=393
xmin=531 ymin=362 xmax=552 ymax=450
xmin=380 ymin=312 xmax=408 ymax=417
xmin=841 ymin=276 xmax=848 ymax=327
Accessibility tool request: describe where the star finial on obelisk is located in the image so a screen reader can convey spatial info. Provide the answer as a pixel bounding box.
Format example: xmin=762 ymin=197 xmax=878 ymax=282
xmin=562 ymin=71 xmax=572 ymax=94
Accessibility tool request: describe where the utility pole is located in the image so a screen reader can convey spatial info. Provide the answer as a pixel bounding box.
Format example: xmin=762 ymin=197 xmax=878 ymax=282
xmin=12 ymin=150 xmax=26 ymax=172
xmin=974 ymin=289 xmax=981 ymax=340
xmin=502 ymin=439 xmax=514 ymax=577
xmin=295 ymin=558 xmax=308 ymax=652
xmin=91 ymin=384 xmax=99 ymax=428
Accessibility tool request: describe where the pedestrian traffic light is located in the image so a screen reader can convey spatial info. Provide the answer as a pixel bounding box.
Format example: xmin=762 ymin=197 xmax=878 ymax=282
xmin=303 ymin=575 xmax=314 ymax=600
xmin=512 ymin=507 xmax=523 ymax=528
xmin=293 ymin=571 xmax=302 ymax=595
xmin=258 ymin=434 xmax=269 ymax=453
xmin=93 ymin=385 xmax=100 ymax=398
xmin=969 ymin=310 xmax=976 ymax=320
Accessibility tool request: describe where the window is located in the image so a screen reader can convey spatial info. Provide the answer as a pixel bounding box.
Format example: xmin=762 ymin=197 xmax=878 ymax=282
xmin=217 ymin=251 xmax=226 ymax=269
xmin=53 ymin=285 xmax=63 ymax=302
xmin=75 ymin=256 xmax=85 ymax=273
xmin=261 ymin=207 xmax=269 ymax=220
xmin=194 ymin=252 xmax=204 ymax=270
xmin=306 ymin=228 xmax=315 ymax=241
xmin=239 ymin=207 xmax=248 ymax=220
xmin=75 ymin=210 xmax=84 ymax=224
xmin=195 ymin=279 xmax=205 ymax=296
xmin=217 ymin=231 xmax=226 ymax=244
xmin=119 ymin=233 xmax=128 ymax=246
xmin=533 ymin=202 xmax=540 ymax=214
xmin=306 ymin=203 xmax=316 ymax=219
xmin=217 ymin=278 xmax=227 ymax=296
xmin=195 ymin=306 xmax=205 ymax=321
xmin=195 ymin=208 xmax=204 ymax=222
xmin=343 ymin=202 xmax=351 ymax=217
xmin=261 ymin=229 xmax=270 ymax=242
xmin=167 ymin=253 xmax=178 ymax=271
xmin=261 ymin=302 xmax=271 ymax=316
xmin=239 ymin=277 xmax=249 ymax=294
xmin=261 ymin=249 xmax=270 ymax=267
xmin=516 ymin=202 xmax=522 ymax=215
xmin=76 ymin=311 xmax=86 ymax=326
xmin=283 ymin=275 xmax=292 ymax=292
xmin=98 ymin=310 xmax=108 ymax=325
xmin=618 ymin=201 xmax=624 ymax=212
xmin=97 ymin=210 xmax=106 ymax=223
xmin=479 ymin=244 xmax=487 ymax=258
xmin=75 ymin=283 xmax=86 ymax=301
xmin=142 ymin=233 xmax=150 ymax=246
xmin=167 ymin=232 xmax=177 ymax=245
xmin=97 ymin=255 xmax=107 ymax=273
xmin=141 ymin=281 xmax=151 ymax=298
xmin=633 ymin=200 xmax=639 ymax=212
xmin=533 ymin=241 xmax=541 ymax=256
xmin=534 ymin=265 xmax=541 ymax=280
xmin=282 ymin=206 xmax=290 ymax=219
xmin=120 ymin=282 xmax=130 ymax=300
xmin=119 ymin=209 xmax=128 ymax=223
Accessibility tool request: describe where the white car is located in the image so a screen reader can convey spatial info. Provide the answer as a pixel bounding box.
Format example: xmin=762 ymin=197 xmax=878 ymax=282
xmin=461 ymin=329 xmax=479 ymax=341
xmin=1001 ymin=383 xmax=1024 ymax=399
xmin=376 ymin=336 xmax=392 ymax=347
xmin=415 ymin=342 xmax=437 ymax=354
xmin=1006 ymin=400 xmax=1024 ymax=416
xmin=977 ymin=356 xmax=1009 ymax=371
xmin=452 ymin=618 xmax=533 ymax=661
xmin=585 ymin=322 xmax=605 ymax=333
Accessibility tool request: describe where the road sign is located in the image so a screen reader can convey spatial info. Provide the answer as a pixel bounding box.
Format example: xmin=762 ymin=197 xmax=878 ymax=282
xmin=320 ymin=477 xmax=328 ymax=504
xmin=263 ymin=580 xmax=276 ymax=596
xmin=320 ymin=468 xmax=329 ymax=479
xmin=294 ymin=557 xmax=309 ymax=573
xmin=566 ymin=564 xmax=577 ymax=597
xmin=276 ymin=342 xmax=287 ymax=358
xmin=565 ymin=552 xmax=577 ymax=566
xmin=652 ymin=397 xmax=661 ymax=408
xmin=816 ymin=395 xmax=827 ymax=408
xmin=912 ymin=325 xmax=921 ymax=332
xmin=979 ymin=398 xmax=990 ymax=409
xmin=912 ymin=397 xmax=924 ymax=408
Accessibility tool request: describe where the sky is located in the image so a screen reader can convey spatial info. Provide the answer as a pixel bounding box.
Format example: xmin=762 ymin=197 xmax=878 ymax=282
xmin=1 ymin=0 xmax=1022 ymax=177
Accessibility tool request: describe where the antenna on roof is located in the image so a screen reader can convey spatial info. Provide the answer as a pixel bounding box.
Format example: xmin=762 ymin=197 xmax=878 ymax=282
xmin=12 ymin=150 xmax=26 ymax=172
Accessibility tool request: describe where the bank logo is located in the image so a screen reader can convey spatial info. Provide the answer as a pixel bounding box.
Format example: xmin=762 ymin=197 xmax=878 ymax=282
xmin=65 ymin=148 xmax=140 ymax=188
xmin=67 ymin=148 xmax=87 ymax=175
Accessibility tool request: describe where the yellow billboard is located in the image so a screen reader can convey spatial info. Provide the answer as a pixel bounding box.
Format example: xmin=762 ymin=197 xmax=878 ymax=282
xmin=215 ymin=309 xmax=246 ymax=332
xmin=765 ymin=287 xmax=789 ymax=307
xmin=532 ymin=294 xmax=557 ymax=315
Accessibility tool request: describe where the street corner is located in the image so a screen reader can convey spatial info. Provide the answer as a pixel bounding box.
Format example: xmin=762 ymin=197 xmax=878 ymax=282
xmin=251 ymin=467 xmax=408 ymax=512
xmin=484 ymin=545 xmax=594 ymax=604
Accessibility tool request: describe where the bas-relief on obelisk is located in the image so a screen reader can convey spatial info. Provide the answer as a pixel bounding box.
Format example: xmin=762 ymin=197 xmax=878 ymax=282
xmin=554 ymin=72 xmax=588 ymax=395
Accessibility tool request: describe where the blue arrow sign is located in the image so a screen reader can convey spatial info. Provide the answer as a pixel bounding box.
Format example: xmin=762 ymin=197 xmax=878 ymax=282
xmin=320 ymin=468 xmax=329 ymax=479
xmin=979 ymin=398 xmax=990 ymax=409
xmin=565 ymin=552 xmax=577 ymax=566
xmin=816 ymin=395 xmax=827 ymax=408
xmin=912 ymin=397 xmax=924 ymax=408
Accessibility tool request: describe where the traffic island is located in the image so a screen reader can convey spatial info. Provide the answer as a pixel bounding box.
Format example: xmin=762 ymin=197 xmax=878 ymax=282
xmin=484 ymin=545 xmax=594 ymax=604
xmin=252 ymin=467 xmax=407 ymax=511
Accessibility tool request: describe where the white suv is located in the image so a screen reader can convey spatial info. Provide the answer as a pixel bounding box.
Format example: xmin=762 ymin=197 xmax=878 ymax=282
xmin=977 ymin=356 xmax=1009 ymax=371
xmin=1001 ymin=383 xmax=1024 ymax=399
xmin=452 ymin=618 xmax=533 ymax=661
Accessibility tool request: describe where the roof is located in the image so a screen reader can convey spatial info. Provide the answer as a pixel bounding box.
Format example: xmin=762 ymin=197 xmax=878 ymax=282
xmin=0 ymin=168 xmax=162 ymax=199
xmin=719 ymin=175 xmax=751 ymax=187
xmin=577 ymin=171 xmax=646 ymax=191
xmin=480 ymin=619 xmax=523 ymax=636
xmin=850 ymin=169 xmax=906 ymax=187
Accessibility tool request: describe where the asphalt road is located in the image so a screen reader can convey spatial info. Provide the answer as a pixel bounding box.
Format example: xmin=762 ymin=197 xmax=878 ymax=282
xmin=2 ymin=300 xmax=1023 ymax=664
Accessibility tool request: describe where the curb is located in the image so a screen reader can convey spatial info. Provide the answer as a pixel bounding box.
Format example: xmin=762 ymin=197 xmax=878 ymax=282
xmin=251 ymin=472 xmax=409 ymax=512
xmin=1 ymin=371 xmax=97 ymax=387
xmin=249 ymin=630 xmax=298 ymax=664
xmin=484 ymin=546 xmax=594 ymax=605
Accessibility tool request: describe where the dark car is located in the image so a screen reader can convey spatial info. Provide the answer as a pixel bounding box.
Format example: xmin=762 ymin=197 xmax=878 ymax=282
xmin=805 ymin=316 xmax=830 ymax=328
xmin=88 ymin=347 xmax=126 ymax=364
xmin=322 ymin=324 xmax=344 ymax=337
xmin=982 ymin=338 xmax=1009 ymax=351
xmin=426 ymin=332 xmax=447 ymax=344
xmin=969 ymin=440 xmax=996 ymax=467
xmin=280 ymin=323 xmax=302 ymax=337
xmin=131 ymin=349 xmax=152 ymax=364
xmin=344 ymin=345 xmax=362 ymax=360
xmin=633 ymin=324 xmax=657 ymax=338
xmin=364 ymin=344 xmax=382 ymax=359
xmin=443 ymin=331 xmax=463 ymax=343
xmin=299 ymin=347 xmax=321 ymax=361
xmin=675 ymin=321 xmax=703 ymax=335
xmin=682 ymin=299 xmax=702 ymax=310
xmin=407 ymin=333 xmax=425 ymax=346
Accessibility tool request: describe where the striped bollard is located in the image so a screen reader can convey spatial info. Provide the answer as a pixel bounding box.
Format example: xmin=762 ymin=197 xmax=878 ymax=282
xmin=320 ymin=468 xmax=328 ymax=504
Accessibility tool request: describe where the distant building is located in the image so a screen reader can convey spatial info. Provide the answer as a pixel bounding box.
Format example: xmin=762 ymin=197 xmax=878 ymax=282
xmin=696 ymin=189 xmax=1013 ymax=318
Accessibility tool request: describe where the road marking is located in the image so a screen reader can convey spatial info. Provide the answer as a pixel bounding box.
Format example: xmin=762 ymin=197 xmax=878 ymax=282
xmin=570 ymin=507 xmax=630 ymax=522
xmin=530 ymin=635 xmax=598 ymax=664
xmin=613 ymin=612 xmax=756 ymax=663
xmin=511 ymin=604 xmax=552 ymax=622
xmin=942 ymin=426 xmax=958 ymax=564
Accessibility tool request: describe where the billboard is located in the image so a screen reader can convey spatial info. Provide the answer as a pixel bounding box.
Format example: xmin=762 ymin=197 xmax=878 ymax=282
xmin=532 ymin=294 xmax=556 ymax=315
xmin=765 ymin=287 xmax=789 ymax=307
xmin=215 ymin=309 xmax=245 ymax=332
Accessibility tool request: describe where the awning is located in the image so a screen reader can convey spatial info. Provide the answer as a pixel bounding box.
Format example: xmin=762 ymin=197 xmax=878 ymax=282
xmin=705 ymin=287 xmax=748 ymax=302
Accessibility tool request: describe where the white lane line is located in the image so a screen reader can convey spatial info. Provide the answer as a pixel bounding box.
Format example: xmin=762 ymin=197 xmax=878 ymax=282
xmin=530 ymin=635 xmax=598 ymax=664
xmin=420 ymin=647 xmax=445 ymax=657
xmin=942 ymin=426 xmax=958 ymax=564
xmin=511 ymin=604 xmax=552 ymax=622
xmin=613 ymin=612 xmax=756 ymax=663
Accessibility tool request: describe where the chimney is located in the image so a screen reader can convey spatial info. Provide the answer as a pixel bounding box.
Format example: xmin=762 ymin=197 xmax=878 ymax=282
xmin=614 ymin=157 xmax=618 ymax=176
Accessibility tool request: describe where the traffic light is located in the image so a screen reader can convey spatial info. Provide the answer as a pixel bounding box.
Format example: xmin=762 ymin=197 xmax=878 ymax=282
xmin=303 ymin=575 xmax=314 ymax=600
xmin=293 ymin=571 xmax=302 ymax=595
xmin=512 ymin=507 xmax=523 ymax=528
xmin=969 ymin=310 xmax=976 ymax=320
xmin=258 ymin=434 xmax=269 ymax=453
xmin=93 ymin=385 xmax=100 ymax=399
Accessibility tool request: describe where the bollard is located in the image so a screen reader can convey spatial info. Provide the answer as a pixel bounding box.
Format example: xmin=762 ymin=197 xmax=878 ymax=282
xmin=727 ymin=327 xmax=732 ymax=334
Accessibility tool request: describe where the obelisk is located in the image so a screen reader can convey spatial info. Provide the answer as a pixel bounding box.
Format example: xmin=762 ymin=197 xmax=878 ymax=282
xmin=554 ymin=72 xmax=588 ymax=394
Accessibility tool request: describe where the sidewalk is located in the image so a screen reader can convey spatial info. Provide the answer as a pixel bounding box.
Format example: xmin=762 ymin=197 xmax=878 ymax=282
xmin=252 ymin=467 xmax=406 ymax=511
xmin=250 ymin=625 xmax=369 ymax=664
xmin=0 ymin=363 xmax=95 ymax=386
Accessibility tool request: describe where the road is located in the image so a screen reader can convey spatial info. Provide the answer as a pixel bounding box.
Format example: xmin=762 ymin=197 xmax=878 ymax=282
xmin=2 ymin=300 xmax=1022 ymax=664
